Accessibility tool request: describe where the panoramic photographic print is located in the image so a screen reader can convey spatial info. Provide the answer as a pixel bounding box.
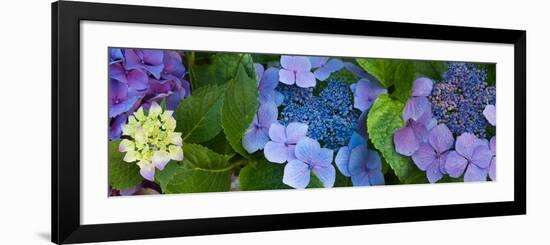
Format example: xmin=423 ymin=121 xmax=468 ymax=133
xmin=107 ymin=48 xmax=497 ymax=196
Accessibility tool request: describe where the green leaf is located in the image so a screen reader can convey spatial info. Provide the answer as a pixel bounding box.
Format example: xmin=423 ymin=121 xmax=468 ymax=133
xmin=175 ymin=85 xmax=224 ymax=144
xmin=307 ymin=173 xmax=324 ymax=188
xmin=356 ymin=58 xmax=415 ymax=102
xmin=221 ymin=66 xmax=259 ymax=157
xmin=108 ymin=140 xmax=142 ymax=189
xmin=356 ymin=58 xmax=397 ymax=87
xmin=201 ymin=131 xmax=236 ymax=156
xmin=189 ymin=53 xmax=256 ymax=89
xmin=367 ymin=94 xmax=417 ymax=181
xmin=391 ymin=61 xmax=415 ymax=102
xmin=334 ymin=168 xmax=353 ymax=187
xmin=414 ymin=61 xmax=448 ymax=81
xmin=155 ymin=144 xmax=232 ymax=193
xmin=327 ymin=67 xmax=358 ymax=85
xmin=239 ymin=158 xmax=291 ymax=191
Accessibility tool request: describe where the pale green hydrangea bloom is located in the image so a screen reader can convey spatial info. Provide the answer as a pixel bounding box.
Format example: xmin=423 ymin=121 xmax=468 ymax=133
xmin=118 ymin=102 xmax=183 ymax=181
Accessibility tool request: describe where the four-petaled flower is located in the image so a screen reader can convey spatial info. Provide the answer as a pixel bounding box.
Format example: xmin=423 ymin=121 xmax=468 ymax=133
xmin=411 ymin=124 xmax=454 ymax=183
xmin=283 ymin=137 xmax=336 ymax=188
xmin=309 ymin=57 xmax=344 ymax=81
xmin=335 ymin=132 xmax=384 ymax=186
xmin=445 ymin=133 xmax=493 ymax=181
xmin=118 ymin=102 xmax=183 ymax=181
xmin=351 ymin=78 xmax=388 ymax=112
xmin=264 ymin=122 xmax=308 ymax=163
xmin=242 ymin=102 xmax=278 ymax=153
xmin=255 ymin=63 xmax=283 ymax=105
xmin=278 ymin=56 xmax=316 ymax=88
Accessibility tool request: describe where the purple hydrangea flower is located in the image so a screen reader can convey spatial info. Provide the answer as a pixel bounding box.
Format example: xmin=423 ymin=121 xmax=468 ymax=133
xmin=335 ymin=132 xmax=384 ymax=186
xmin=489 ymin=136 xmax=496 ymax=180
xmin=110 ymin=48 xmax=124 ymax=64
xmin=255 ymin=63 xmax=283 ymax=105
xmin=108 ymin=49 xmax=190 ymax=140
xmin=283 ymin=137 xmax=335 ymax=189
xmin=161 ymin=50 xmax=186 ymax=82
xmin=394 ymin=102 xmax=435 ymax=156
xmin=125 ymin=49 xmax=165 ymax=79
xmin=403 ymin=78 xmax=434 ymax=121
xmin=278 ymin=56 xmax=316 ymax=88
xmin=109 ymin=63 xmax=149 ymax=93
xmin=309 ymin=57 xmax=344 ymax=81
xmin=351 ymin=78 xmax=388 ymax=112
xmin=445 ymin=133 xmax=493 ymax=181
xmin=411 ymin=124 xmax=454 ymax=183
xmin=242 ymin=102 xmax=278 ymax=153
xmin=483 ymin=104 xmax=496 ymax=126
xmin=264 ymin=122 xmax=308 ymax=163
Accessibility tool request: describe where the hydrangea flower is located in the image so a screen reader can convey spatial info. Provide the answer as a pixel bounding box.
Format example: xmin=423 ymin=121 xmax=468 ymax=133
xmin=283 ymin=137 xmax=335 ymax=188
xmin=411 ymin=124 xmax=454 ymax=183
xmin=118 ymin=102 xmax=183 ymax=181
xmin=242 ymin=102 xmax=278 ymax=153
xmin=394 ymin=108 xmax=434 ymax=156
xmin=108 ymin=48 xmax=190 ymax=140
xmin=403 ymin=78 xmax=433 ymax=121
xmin=264 ymin=122 xmax=308 ymax=163
xmin=429 ymin=63 xmax=496 ymax=137
xmin=109 ymin=79 xmax=140 ymax=119
xmin=125 ymin=49 xmax=165 ymax=79
xmin=280 ymin=80 xmax=360 ymax=149
xmin=351 ymin=78 xmax=388 ymax=112
xmin=255 ymin=63 xmax=283 ymax=105
xmin=309 ymin=57 xmax=344 ymax=81
xmin=394 ymin=78 xmax=436 ymax=156
xmin=335 ymin=132 xmax=365 ymax=176
xmin=483 ymin=104 xmax=496 ymax=126
xmin=445 ymin=133 xmax=492 ymax=181
xmin=348 ymin=145 xmax=384 ymax=186
xmin=489 ymin=136 xmax=496 ymax=180
xmin=278 ymin=55 xmax=316 ymax=88
xmin=335 ymin=132 xmax=385 ymax=186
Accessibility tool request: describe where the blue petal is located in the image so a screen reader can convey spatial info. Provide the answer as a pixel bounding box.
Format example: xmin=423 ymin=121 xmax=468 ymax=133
xmin=294 ymin=137 xmax=321 ymax=163
xmin=313 ymin=165 xmax=336 ymax=188
xmin=335 ymin=146 xmax=351 ymax=177
xmin=283 ymin=160 xmax=311 ymax=189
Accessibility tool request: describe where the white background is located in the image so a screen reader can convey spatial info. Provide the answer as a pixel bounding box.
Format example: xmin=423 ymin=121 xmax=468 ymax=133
xmin=1 ymin=0 xmax=547 ymax=244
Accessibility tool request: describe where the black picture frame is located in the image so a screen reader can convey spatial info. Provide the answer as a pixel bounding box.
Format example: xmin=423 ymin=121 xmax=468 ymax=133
xmin=52 ymin=1 xmax=526 ymax=244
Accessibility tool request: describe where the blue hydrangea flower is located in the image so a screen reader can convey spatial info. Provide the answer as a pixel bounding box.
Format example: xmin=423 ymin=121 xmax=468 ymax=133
xmin=429 ymin=63 xmax=496 ymax=137
xmin=335 ymin=132 xmax=366 ymax=176
xmin=279 ymin=80 xmax=361 ymax=149
xmin=264 ymin=122 xmax=308 ymax=163
xmin=411 ymin=124 xmax=454 ymax=183
xmin=348 ymin=145 xmax=384 ymax=186
xmin=445 ymin=133 xmax=492 ymax=181
xmin=283 ymin=137 xmax=335 ymax=188
xmin=335 ymin=132 xmax=385 ymax=186
xmin=309 ymin=57 xmax=344 ymax=81
xmin=109 ymin=48 xmax=124 ymax=64
xmin=278 ymin=56 xmax=316 ymax=88
xmin=483 ymin=104 xmax=496 ymax=126
xmin=255 ymin=63 xmax=283 ymax=105
xmin=242 ymin=102 xmax=278 ymax=153
xmin=352 ymin=78 xmax=388 ymax=112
